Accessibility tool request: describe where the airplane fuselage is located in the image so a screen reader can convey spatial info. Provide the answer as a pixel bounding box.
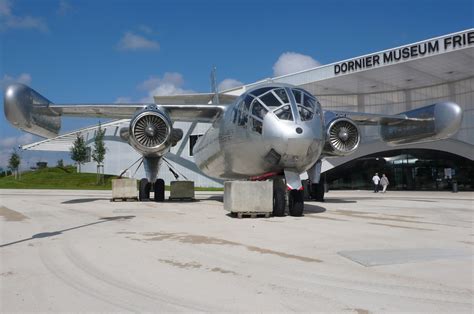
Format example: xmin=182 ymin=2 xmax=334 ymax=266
xmin=193 ymin=84 xmax=325 ymax=180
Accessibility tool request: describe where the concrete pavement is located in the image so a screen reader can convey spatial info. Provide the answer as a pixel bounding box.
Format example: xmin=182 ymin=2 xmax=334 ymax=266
xmin=1 ymin=189 xmax=473 ymax=313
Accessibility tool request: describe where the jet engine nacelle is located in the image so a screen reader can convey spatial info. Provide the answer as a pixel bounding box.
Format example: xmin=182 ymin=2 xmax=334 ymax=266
xmin=322 ymin=117 xmax=361 ymax=156
xmin=4 ymin=83 xmax=61 ymax=138
xmin=381 ymin=102 xmax=463 ymax=145
xmin=127 ymin=105 xmax=183 ymax=157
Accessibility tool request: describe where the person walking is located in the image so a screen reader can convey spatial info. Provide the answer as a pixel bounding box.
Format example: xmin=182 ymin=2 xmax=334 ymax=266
xmin=380 ymin=174 xmax=390 ymax=193
xmin=372 ymin=173 xmax=381 ymax=193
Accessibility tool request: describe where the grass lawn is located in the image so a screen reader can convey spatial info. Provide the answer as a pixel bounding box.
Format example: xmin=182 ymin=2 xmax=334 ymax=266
xmin=0 ymin=166 xmax=115 ymax=190
xmin=0 ymin=166 xmax=224 ymax=191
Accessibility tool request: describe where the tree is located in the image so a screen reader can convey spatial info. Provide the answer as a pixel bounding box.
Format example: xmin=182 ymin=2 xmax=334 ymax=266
xmin=8 ymin=151 xmax=21 ymax=180
xmin=92 ymin=123 xmax=106 ymax=184
xmin=70 ymin=133 xmax=87 ymax=172
xmin=57 ymin=159 xmax=64 ymax=168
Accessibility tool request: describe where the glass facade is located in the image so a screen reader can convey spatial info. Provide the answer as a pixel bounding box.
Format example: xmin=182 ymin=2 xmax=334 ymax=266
xmin=326 ymin=149 xmax=474 ymax=191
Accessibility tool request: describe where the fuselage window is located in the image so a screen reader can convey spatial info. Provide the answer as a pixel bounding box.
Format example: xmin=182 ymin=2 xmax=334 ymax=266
xmin=251 ymin=117 xmax=263 ymax=134
xmin=238 ymin=108 xmax=248 ymax=126
xmin=274 ymin=105 xmax=293 ymax=121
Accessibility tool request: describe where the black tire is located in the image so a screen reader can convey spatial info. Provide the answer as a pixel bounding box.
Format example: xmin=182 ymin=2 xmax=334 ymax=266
xmin=311 ymin=183 xmax=325 ymax=202
xmin=154 ymin=178 xmax=165 ymax=202
xmin=289 ymin=190 xmax=304 ymax=217
xmin=139 ymin=178 xmax=151 ymax=201
xmin=273 ymin=188 xmax=286 ymax=217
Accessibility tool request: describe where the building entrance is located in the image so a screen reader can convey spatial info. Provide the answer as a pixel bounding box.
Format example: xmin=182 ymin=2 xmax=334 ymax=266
xmin=326 ymin=149 xmax=474 ymax=191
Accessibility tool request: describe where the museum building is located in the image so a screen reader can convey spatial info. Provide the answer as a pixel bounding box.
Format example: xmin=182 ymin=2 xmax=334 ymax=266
xmin=23 ymin=29 xmax=474 ymax=190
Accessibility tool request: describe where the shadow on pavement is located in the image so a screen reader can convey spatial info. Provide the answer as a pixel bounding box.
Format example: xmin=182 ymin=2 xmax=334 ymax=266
xmin=62 ymin=198 xmax=110 ymax=204
xmin=0 ymin=216 xmax=135 ymax=248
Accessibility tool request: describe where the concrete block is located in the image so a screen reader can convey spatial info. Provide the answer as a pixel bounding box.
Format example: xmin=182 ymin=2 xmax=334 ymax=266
xmin=169 ymin=181 xmax=195 ymax=200
xmin=224 ymin=181 xmax=273 ymax=213
xmin=112 ymin=178 xmax=138 ymax=200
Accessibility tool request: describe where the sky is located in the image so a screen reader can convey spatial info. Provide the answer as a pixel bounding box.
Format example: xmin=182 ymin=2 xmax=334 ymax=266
xmin=0 ymin=0 xmax=472 ymax=169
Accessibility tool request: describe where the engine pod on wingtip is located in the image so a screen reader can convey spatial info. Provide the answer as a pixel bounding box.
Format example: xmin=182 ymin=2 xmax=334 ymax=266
xmin=4 ymin=83 xmax=61 ymax=138
xmin=381 ymin=102 xmax=463 ymax=145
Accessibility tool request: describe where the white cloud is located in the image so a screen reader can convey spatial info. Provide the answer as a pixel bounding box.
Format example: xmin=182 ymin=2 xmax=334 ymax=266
xmin=0 ymin=0 xmax=48 ymax=32
xmin=57 ymin=0 xmax=73 ymax=16
xmin=138 ymin=72 xmax=193 ymax=102
xmin=0 ymin=133 xmax=35 ymax=149
xmin=138 ymin=24 xmax=153 ymax=34
xmin=218 ymin=78 xmax=243 ymax=91
xmin=1 ymin=73 xmax=32 ymax=88
xmin=272 ymin=52 xmax=320 ymax=77
xmin=0 ymin=0 xmax=11 ymax=16
xmin=114 ymin=96 xmax=132 ymax=103
xmin=117 ymin=31 xmax=160 ymax=51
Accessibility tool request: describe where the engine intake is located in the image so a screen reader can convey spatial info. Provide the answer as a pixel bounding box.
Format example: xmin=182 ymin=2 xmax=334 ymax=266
xmin=323 ymin=118 xmax=360 ymax=156
xmin=129 ymin=106 xmax=173 ymax=157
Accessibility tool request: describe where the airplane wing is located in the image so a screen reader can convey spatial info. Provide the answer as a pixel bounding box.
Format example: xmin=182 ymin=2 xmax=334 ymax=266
xmin=4 ymin=83 xmax=232 ymax=138
xmin=50 ymin=103 xmax=227 ymax=122
xmin=325 ymin=102 xmax=462 ymax=145
xmin=50 ymin=93 xmax=236 ymax=121
xmin=327 ymin=110 xmax=421 ymax=125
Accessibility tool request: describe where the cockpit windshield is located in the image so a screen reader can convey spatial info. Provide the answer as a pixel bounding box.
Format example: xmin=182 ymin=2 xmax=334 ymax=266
xmin=251 ymin=87 xmax=293 ymax=121
xmin=294 ymin=88 xmax=317 ymax=121
xmin=234 ymin=86 xmax=319 ymax=130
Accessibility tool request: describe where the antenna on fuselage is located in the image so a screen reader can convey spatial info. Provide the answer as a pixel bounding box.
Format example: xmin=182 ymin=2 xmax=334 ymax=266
xmin=210 ymin=66 xmax=220 ymax=105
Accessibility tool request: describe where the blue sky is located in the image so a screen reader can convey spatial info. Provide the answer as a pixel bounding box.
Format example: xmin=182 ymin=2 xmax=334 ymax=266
xmin=0 ymin=0 xmax=472 ymax=168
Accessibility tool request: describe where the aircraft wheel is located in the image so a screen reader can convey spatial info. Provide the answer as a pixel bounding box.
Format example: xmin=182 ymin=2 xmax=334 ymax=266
xmin=289 ymin=189 xmax=304 ymax=216
xmin=154 ymin=178 xmax=165 ymax=202
xmin=272 ymin=188 xmax=286 ymax=217
xmin=311 ymin=183 xmax=325 ymax=202
xmin=139 ymin=178 xmax=151 ymax=201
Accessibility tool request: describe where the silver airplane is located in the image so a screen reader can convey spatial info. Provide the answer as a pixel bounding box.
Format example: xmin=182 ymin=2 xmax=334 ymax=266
xmin=3 ymin=82 xmax=463 ymax=216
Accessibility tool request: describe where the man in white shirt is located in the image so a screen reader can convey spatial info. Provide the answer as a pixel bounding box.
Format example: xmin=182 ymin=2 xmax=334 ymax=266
xmin=372 ymin=173 xmax=381 ymax=193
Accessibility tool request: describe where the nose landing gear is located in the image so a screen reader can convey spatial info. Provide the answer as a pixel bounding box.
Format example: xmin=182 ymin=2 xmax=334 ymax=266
xmin=272 ymin=177 xmax=305 ymax=217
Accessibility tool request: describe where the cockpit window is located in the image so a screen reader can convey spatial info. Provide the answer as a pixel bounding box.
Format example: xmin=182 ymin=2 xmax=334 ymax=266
xmin=259 ymin=91 xmax=283 ymax=109
xmin=292 ymin=89 xmax=302 ymax=104
xmin=251 ymin=99 xmax=267 ymax=119
xmin=250 ymin=87 xmax=273 ymax=97
xmin=274 ymin=105 xmax=293 ymax=121
xmin=243 ymin=95 xmax=253 ymax=110
xmin=303 ymin=93 xmax=315 ymax=110
xmin=298 ymin=106 xmax=313 ymax=121
xmin=274 ymin=88 xmax=289 ymax=104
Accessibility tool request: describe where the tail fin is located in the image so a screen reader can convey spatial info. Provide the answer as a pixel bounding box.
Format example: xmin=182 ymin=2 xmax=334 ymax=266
xmin=210 ymin=66 xmax=219 ymax=105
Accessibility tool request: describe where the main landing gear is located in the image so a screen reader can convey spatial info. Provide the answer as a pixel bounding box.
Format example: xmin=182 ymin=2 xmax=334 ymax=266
xmin=310 ymin=182 xmax=325 ymax=202
xmin=139 ymin=178 xmax=165 ymax=202
xmin=288 ymin=189 xmax=304 ymax=216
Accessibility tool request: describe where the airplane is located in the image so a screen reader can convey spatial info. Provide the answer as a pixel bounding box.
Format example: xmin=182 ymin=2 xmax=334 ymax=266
xmin=3 ymin=80 xmax=463 ymax=216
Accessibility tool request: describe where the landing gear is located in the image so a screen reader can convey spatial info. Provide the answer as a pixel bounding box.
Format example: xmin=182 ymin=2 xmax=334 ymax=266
xmin=288 ymin=189 xmax=304 ymax=217
xmin=311 ymin=183 xmax=325 ymax=202
xmin=154 ymin=178 xmax=165 ymax=202
xmin=272 ymin=178 xmax=286 ymax=217
xmin=273 ymin=188 xmax=286 ymax=217
xmin=139 ymin=178 xmax=151 ymax=201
